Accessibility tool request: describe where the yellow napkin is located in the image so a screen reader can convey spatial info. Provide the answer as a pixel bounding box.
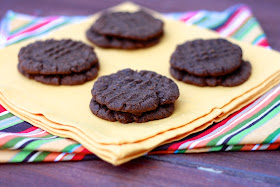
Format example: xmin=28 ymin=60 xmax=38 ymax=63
xmin=0 ymin=2 xmax=280 ymax=165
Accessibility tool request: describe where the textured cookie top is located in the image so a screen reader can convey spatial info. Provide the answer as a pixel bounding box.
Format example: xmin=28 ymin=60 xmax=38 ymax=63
xmin=91 ymin=11 xmax=164 ymax=41
xmin=170 ymin=39 xmax=242 ymax=76
xmin=170 ymin=61 xmax=251 ymax=87
xmin=18 ymin=39 xmax=98 ymax=75
xmin=92 ymin=69 xmax=179 ymax=114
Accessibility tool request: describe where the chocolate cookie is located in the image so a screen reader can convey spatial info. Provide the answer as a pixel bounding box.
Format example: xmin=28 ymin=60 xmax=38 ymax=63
xmin=86 ymin=29 xmax=161 ymax=49
xmin=170 ymin=61 xmax=251 ymax=87
xmin=92 ymin=69 xmax=179 ymax=114
xmin=18 ymin=63 xmax=99 ymax=85
xmin=19 ymin=39 xmax=98 ymax=75
xmin=91 ymin=11 xmax=163 ymax=41
xmin=90 ymin=98 xmax=174 ymax=123
xmin=170 ymin=39 xmax=242 ymax=76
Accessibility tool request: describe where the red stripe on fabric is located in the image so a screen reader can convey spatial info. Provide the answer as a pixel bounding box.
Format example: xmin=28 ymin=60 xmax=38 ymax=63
xmin=19 ymin=126 xmax=39 ymax=133
xmin=0 ymin=104 xmax=7 ymax=113
xmin=216 ymin=7 xmax=245 ymax=32
xmin=266 ymin=144 xmax=279 ymax=150
xmin=44 ymin=152 xmax=60 ymax=161
xmin=180 ymin=11 xmax=198 ymax=22
xmin=0 ymin=135 xmax=18 ymax=146
xmin=227 ymin=15 xmax=252 ymax=37
xmin=7 ymin=17 xmax=58 ymax=40
xmin=240 ymin=144 xmax=255 ymax=151
xmin=71 ymin=154 xmax=86 ymax=161
xmin=168 ymin=106 xmax=248 ymax=151
xmin=257 ymin=39 xmax=269 ymax=47
xmin=79 ymin=148 xmax=93 ymax=154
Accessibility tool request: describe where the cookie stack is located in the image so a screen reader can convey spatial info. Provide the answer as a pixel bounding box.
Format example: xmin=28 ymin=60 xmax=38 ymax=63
xmin=170 ymin=39 xmax=252 ymax=87
xmin=18 ymin=39 xmax=99 ymax=85
xmin=90 ymin=69 xmax=179 ymax=123
xmin=86 ymin=10 xmax=164 ymax=49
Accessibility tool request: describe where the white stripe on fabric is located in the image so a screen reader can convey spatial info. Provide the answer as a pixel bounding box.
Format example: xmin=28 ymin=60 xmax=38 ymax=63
xmin=28 ymin=151 xmax=42 ymax=162
xmin=54 ymin=153 xmax=66 ymax=161
xmin=10 ymin=136 xmax=60 ymax=150
xmin=179 ymin=85 xmax=280 ymax=150
xmin=219 ymin=9 xmax=250 ymax=36
xmin=216 ymin=100 xmax=280 ymax=146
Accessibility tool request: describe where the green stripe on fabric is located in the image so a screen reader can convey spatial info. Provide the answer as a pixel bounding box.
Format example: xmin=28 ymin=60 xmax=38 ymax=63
xmin=62 ymin=143 xmax=80 ymax=153
xmin=263 ymin=128 xmax=280 ymax=144
xmin=231 ymin=17 xmax=255 ymax=39
xmin=0 ymin=112 xmax=14 ymax=120
xmin=10 ymin=21 xmax=68 ymax=45
xmin=0 ymin=137 xmax=26 ymax=149
xmin=192 ymin=16 xmax=208 ymax=25
xmin=22 ymin=136 xmax=63 ymax=151
xmin=206 ymin=12 xmax=234 ymax=30
xmin=0 ymin=134 xmax=55 ymax=150
xmin=252 ymin=33 xmax=266 ymax=44
xmin=235 ymin=20 xmax=258 ymax=41
xmin=0 ymin=119 xmax=24 ymax=130
xmin=207 ymin=95 xmax=280 ymax=146
xmin=10 ymin=150 xmax=32 ymax=162
xmin=33 ymin=151 xmax=51 ymax=162
xmin=177 ymin=149 xmax=186 ymax=154
xmin=210 ymin=145 xmax=223 ymax=151
xmin=9 ymin=19 xmax=38 ymax=35
xmin=228 ymin=104 xmax=280 ymax=145
xmin=230 ymin=145 xmax=244 ymax=151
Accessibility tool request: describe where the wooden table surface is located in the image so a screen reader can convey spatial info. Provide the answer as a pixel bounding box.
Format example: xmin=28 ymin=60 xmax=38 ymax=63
xmin=0 ymin=0 xmax=280 ymax=186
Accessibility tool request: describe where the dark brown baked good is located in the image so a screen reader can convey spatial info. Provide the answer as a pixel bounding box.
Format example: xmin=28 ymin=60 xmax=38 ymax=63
xmin=170 ymin=39 xmax=243 ymax=76
xmin=91 ymin=69 xmax=179 ymax=114
xmin=18 ymin=63 xmax=99 ymax=85
xmin=19 ymin=39 xmax=98 ymax=75
xmin=90 ymin=98 xmax=174 ymax=123
xmin=91 ymin=10 xmax=163 ymax=41
xmin=170 ymin=61 xmax=251 ymax=87
xmin=86 ymin=29 xmax=161 ymax=49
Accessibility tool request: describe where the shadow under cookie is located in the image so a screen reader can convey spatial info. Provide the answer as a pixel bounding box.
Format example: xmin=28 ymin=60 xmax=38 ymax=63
xmin=18 ymin=63 xmax=99 ymax=85
xmin=90 ymin=98 xmax=174 ymax=124
xmin=170 ymin=61 xmax=252 ymax=87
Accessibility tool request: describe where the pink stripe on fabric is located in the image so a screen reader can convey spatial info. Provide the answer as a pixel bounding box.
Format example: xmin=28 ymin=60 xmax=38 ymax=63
xmin=7 ymin=17 xmax=59 ymax=40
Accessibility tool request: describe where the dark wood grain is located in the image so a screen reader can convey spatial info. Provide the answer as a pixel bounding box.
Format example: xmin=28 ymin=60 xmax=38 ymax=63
xmin=0 ymin=154 xmax=278 ymax=187
xmin=0 ymin=0 xmax=280 ymax=186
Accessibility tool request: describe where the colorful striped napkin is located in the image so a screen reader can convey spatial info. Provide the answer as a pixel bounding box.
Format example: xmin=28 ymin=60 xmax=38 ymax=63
xmin=0 ymin=4 xmax=279 ymax=163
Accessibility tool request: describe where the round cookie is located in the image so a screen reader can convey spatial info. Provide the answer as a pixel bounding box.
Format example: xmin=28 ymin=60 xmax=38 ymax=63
xmin=91 ymin=11 xmax=164 ymax=41
xmin=92 ymin=69 xmax=179 ymax=114
xmin=90 ymin=98 xmax=174 ymax=123
xmin=170 ymin=61 xmax=251 ymax=87
xmin=170 ymin=39 xmax=242 ymax=76
xmin=86 ymin=29 xmax=162 ymax=49
xmin=19 ymin=39 xmax=98 ymax=75
xmin=18 ymin=63 xmax=99 ymax=85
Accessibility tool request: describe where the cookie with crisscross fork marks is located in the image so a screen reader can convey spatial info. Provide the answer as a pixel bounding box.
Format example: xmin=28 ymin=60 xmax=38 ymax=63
xmin=91 ymin=69 xmax=179 ymax=115
xmin=18 ymin=39 xmax=98 ymax=75
xmin=170 ymin=39 xmax=242 ymax=77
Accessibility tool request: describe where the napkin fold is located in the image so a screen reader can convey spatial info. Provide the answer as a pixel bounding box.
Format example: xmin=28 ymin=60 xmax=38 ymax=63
xmin=0 ymin=2 xmax=280 ymax=165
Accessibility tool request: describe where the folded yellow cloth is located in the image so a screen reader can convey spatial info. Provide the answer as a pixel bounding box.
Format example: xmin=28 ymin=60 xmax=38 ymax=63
xmin=0 ymin=2 xmax=280 ymax=165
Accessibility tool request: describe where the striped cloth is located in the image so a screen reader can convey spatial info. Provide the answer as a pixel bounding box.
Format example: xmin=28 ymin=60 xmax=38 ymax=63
xmin=0 ymin=4 xmax=279 ymax=163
